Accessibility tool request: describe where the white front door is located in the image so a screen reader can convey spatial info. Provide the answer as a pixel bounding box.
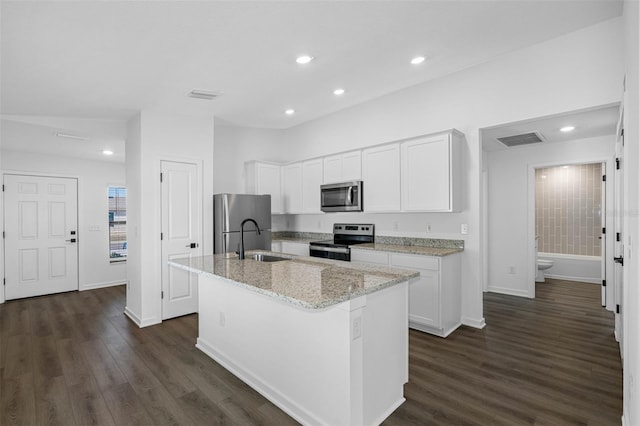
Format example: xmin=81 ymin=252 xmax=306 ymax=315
xmin=161 ymin=160 xmax=201 ymax=320
xmin=4 ymin=174 xmax=78 ymax=300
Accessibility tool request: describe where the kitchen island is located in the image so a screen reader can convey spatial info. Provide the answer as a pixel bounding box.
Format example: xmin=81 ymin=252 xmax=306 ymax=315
xmin=170 ymin=252 xmax=418 ymax=426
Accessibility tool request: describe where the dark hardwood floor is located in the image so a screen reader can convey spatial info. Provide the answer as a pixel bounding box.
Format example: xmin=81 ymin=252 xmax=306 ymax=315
xmin=0 ymin=278 xmax=622 ymax=425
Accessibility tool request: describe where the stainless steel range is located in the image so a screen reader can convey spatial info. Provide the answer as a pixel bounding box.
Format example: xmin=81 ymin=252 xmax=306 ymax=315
xmin=309 ymin=223 xmax=374 ymax=261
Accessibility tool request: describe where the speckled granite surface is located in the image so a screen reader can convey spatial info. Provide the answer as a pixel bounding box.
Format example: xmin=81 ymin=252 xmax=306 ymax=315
xmin=170 ymin=252 xmax=418 ymax=310
xmin=272 ymin=231 xmax=464 ymax=256
xmin=353 ymin=243 xmax=463 ymax=257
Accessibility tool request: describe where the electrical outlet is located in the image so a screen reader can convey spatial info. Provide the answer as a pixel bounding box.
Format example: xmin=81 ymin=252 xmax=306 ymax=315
xmin=393 ymin=221 xmax=399 ymax=231
xmin=461 ymin=224 xmax=469 ymax=234
xmin=508 ymin=266 xmax=516 ymax=274
xmin=317 ymin=220 xmax=322 ymax=229
xmin=219 ymin=312 xmax=226 ymax=327
xmin=426 ymin=223 xmax=432 ymax=232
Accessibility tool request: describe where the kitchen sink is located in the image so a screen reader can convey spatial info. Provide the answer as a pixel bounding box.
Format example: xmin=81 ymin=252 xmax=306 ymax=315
xmin=251 ymin=253 xmax=290 ymax=263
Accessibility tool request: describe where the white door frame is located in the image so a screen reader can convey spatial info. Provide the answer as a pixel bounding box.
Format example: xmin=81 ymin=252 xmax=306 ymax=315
xmin=2 ymin=172 xmax=80 ymax=302
xmin=527 ymin=157 xmax=615 ymax=303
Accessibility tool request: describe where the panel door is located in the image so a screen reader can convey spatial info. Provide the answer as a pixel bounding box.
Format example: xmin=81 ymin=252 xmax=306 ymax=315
xmin=614 ymin=121 xmax=624 ymax=345
xmin=341 ymin=151 xmax=362 ymax=181
xmin=257 ymin=163 xmax=283 ymax=214
xmin=302 ymin=159 xmax=323 ymax=213
xmin=408 ymin=269 xmax=440 ymax=329
xmin=282 ymin=163 xmax=303 ymax=213
xmin=161 ymin=160 xmax=201 ymax=320
xmin=4 ymin=175 xmax=78 ymax=300
xmin=323 ymin=155 xmax=343 ymax=184
xmin=402 ymin=135 xmax=451 ymax=211
xmin=362 ymin=143 xmax=400 ymax=212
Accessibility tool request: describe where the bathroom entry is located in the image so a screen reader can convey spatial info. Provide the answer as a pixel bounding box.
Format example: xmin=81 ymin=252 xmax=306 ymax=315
xmin=534 ymin=162 xmax=606 ymax=305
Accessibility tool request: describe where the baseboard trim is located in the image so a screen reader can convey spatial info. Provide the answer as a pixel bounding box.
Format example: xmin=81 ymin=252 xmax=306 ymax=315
xmin=487 ymin=286 xmax=531 ymax=298
xmin=196 ymin=337 xmax=320 ymax=426
xmin=462 ymin=316 xmax=486 ymax=329
xmin=80 ymin=280 xmax=126 ymax=291
xmin=545 ymin=273 xmax=600 ymax=284
xmin=124 ymin=307 xmax=160 ymax=328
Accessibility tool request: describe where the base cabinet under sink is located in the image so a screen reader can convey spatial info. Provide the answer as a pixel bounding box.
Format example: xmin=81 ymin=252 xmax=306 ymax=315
xmin=351 ymin=248 xmax=462 ymax=337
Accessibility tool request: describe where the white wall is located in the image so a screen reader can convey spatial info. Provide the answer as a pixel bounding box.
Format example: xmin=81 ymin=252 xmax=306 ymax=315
xmin=623 ymin=1 xmax=640 ymax=424
xmin=1 ymin=149 xmax=127 ymax=298
xmin=269 ymin=18 xmax=623 ymax=329
xmin=213 ymin=122 xmax=285 ymax=194
xmin=486 ymin=135 xmax=615 ymax=297
xmin=125 ymin=111 xmax=214 ymax=327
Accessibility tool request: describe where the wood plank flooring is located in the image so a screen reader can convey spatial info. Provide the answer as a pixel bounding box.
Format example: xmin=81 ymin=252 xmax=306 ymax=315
xmin=0 ymin=278 xmax=622 ymax=425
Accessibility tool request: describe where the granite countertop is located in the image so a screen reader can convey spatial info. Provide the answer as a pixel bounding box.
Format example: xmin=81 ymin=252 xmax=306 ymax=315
xmin=352 ymin=243 xmax=463 ymax=257
xmin=272 ymin=236 xmax=320 ymax=244
xmin=169 ymin=252 xmax=418 ymax=310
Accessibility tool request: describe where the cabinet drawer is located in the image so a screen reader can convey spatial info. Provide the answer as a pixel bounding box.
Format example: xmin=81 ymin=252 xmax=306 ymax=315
xmin=351 ymin=249 xmax=389 ymax=265
xmin=390 ymin=254 xmax=439 ymax=270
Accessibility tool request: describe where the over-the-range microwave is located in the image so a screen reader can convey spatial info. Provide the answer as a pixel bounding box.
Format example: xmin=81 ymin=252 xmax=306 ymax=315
xmin=320 ymin=181 xmax=363 ymax=212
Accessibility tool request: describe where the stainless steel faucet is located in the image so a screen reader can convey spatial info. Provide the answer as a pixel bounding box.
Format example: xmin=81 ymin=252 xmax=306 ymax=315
xmin=239 ymin=218 xmax=261 ymax=260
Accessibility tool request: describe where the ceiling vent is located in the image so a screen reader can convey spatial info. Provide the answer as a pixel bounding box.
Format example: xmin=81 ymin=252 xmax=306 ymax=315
xmin=187 ymin=89 xmax=222 ymax=100
xmin=497 ymin=132 xmax=545 ymax=148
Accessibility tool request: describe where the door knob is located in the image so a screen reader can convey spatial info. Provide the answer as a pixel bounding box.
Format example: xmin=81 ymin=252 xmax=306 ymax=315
xmin=185 ymin=242 xmax=198 ymax=248
xmin=66 ymin=238 xmax=77 ymax=243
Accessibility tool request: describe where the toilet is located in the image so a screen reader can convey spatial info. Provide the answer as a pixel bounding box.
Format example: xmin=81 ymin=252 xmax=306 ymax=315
xmin=536 ymin=258 xmax=554 ymax=282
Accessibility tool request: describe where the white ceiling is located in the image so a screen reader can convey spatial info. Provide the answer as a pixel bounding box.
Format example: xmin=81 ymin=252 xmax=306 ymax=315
xmin=481 ymin=104 xmax=621 ymax=152
xmin=0 ymin=0 xmax=624 ymax=161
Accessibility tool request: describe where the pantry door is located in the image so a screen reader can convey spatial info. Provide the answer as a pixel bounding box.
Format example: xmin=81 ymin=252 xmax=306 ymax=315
xmin=4 ymin=174 xmax=78 ymax=300
xmin=161 ymin=160 xmax=202 ymax=320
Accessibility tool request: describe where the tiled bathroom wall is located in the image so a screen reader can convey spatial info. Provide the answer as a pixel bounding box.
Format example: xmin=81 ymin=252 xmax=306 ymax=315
xmin=535 ymin=163 xmax=602 ymax=256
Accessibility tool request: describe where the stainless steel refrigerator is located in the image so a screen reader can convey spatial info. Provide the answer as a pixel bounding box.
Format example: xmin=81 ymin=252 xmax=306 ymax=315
xmin=213 ymin=193 xmax=272 ymax=255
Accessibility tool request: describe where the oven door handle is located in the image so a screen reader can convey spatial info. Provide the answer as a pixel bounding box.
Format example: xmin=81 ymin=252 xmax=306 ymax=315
xmin=309 ymin=245 xmax=350 ymax=254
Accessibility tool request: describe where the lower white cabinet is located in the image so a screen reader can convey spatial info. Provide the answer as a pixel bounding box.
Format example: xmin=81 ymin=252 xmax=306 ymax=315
xmin=351 ymin=248 xmax=462 ymax=337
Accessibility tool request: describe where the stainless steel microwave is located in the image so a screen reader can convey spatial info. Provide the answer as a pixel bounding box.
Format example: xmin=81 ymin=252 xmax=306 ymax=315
xmin=320 ymin=181 xmax=363 ymax=212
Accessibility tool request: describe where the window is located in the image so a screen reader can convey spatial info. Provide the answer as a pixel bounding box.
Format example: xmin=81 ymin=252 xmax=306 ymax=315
xmin=108 ymin=186 xmax=127 ymax=261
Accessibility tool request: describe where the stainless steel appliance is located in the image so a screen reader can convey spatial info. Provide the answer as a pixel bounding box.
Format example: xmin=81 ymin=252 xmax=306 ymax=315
xmin=320 ymin=181 xmax=363 ymax=212
xmin=309 ymin=223 xmax=374 ymax=261
xmin=214 ymin=193 xmax=272 ymax=255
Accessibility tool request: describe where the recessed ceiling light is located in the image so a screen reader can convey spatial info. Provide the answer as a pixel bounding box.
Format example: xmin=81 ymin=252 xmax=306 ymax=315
xmin=541 ymin=175 xmax=547 ymax=179
xmin=102 ymin=150 xmax=114 ymax=156
xmin=560 ymin=126 xmax=575 ymax=132
xmin=295 ymin=55 xmax=314 ymax=64
xmin=54 ymin=132 xmax=86 ymax=141
xmin=410 ymin=56 xmax=426 ymax=65
xmin=333 ymin=88 xmax=346 ymax=96
xmin=187 ymin=89 xmax=221 ymax=100
xmin=285 ymin=109 xmax=295 ymax=115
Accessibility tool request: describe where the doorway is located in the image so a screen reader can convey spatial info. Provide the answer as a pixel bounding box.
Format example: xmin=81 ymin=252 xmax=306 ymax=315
xmin=3 ymin=174 xmax=79 ymax=300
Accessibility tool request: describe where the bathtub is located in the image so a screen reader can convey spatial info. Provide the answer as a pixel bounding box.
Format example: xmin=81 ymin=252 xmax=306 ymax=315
xmin=538 ymin=252 xmax=602 ymax=284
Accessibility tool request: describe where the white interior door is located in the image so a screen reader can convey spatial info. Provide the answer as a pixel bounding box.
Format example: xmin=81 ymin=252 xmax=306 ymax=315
xmin=161 ymin=160 xmax=201 ymax=320
xmin=601 ymin=164 xmax=606 ymax=307
xmin=4 ymin=174 xmax=78 ymax=300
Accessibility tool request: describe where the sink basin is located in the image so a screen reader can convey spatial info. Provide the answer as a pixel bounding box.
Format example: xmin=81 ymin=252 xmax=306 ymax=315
xmin=251 ymin=253 xmax=290 ymax=263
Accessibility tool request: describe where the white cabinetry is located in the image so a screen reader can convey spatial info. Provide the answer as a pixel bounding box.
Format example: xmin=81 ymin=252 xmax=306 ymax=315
xmin=323 ymin=150 xmax=361 ymax=183
xmin=245 ymin=161 xmax=283 ymax=214
xmin=361 ymin=143 xmax=400 ymax=212
xmin=280 ymin=241 xmax=309 ymax=256
xmin=282 ymin=163 xmax=303 ymax=213
xmin=302 ymin=159 xmax=323 ymax=213
xmin=401 ymin=130 xmax=461 ymax=212
xmin=351 ymin=248 xmax=462 ymax=337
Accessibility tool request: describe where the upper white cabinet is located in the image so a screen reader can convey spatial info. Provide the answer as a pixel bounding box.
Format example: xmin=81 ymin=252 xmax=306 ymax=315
xmin=245 ymin=161 xmax=283 ymax=214
xmin=362 ymin=143 xmax=401 ymax=212
xmin=282 ymin=163 xmax=303 ymax=213
xmin=302 ymin=159 xmax=323 ymax=213
xmin=401 ymin=130 xmax=462 ymax=212
xmin=323 ymin=150 xmax=362 ymax=184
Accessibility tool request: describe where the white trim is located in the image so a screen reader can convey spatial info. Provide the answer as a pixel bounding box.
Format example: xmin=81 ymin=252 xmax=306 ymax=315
xmin=543 ymin=274 xmax=600 ymax=284
xmin=80 ymin=280 xmax=126 ymax=291
xmin=461 ymin=316 xmax=487 ymax=329
xmin=538 ymin=252 xmax=601 ymax=261
xmin=124 ymin=307 xmax=161 ymax=328
xmin=487 ymin=285 xmax=532 ymax=298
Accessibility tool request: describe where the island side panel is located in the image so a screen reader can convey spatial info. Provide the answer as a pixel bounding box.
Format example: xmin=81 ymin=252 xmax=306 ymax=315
xmin=195 ymin=273 xmax=408 ymax=426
